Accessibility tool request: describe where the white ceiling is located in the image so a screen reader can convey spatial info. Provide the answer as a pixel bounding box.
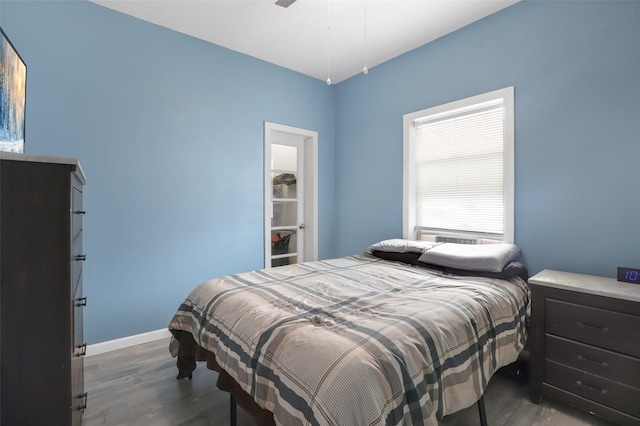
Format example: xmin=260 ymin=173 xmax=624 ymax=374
xmin=90 ymin=0 xmax=519 ymax=84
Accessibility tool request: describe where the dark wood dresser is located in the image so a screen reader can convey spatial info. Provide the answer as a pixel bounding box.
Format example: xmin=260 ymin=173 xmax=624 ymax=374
xmin=529 ymin=269 xmax=640 ymax=426
xmin=0 ymin=153 xmax=87 ymax=425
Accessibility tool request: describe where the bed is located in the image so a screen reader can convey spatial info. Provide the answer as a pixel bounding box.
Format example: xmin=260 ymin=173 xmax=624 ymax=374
xmin=168 ymin=240 xmax=530 ymax=426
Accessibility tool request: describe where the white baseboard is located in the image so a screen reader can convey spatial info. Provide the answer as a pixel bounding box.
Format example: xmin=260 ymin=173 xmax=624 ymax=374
xmin=86 ymin=328 xmax=172 ymax=357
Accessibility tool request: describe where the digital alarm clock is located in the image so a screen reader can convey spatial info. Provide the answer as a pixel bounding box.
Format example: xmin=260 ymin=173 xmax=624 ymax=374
xmin=617 ymin=267 xmax=640 ymax=284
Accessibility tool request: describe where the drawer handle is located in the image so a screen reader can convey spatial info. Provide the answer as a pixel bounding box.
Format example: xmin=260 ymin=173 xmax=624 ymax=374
xmin=577 ymin=354 xmax=608 ymax=367
xmin=576 ymin=380 xmax=608 ymax=395
xmin=73 ymin=210 xmax=86 ymax=215
xmin=75 ymin=297 xmax=88 ymax=307
xmin=576 ymin=321 xmax=608 ymax=332
xmin=77 ymin=392 xmax=88 ymax=411
xmin=75 ymin=254 xmax=87 ymax=262
xmin=75 ymin=343 xmax=87 ymax=357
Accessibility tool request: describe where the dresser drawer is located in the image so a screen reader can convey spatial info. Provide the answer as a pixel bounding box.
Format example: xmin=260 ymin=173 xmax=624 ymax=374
xmin=71 ymin=353 xmax=86 ymax=425
xmin=72 ymin=228 xmax=84 ymax=296
xmin=545 ymin=299 xmax=640 ymax=357
xmin=546 ymin=334 xmax=640 ymax=387
xmin=73 ymin=295 xmax=85 ymax=351
xmin=72 ymin=185 xmax=83 ymax=239
xmin=545 ymin=360 xmax=640 ymax=418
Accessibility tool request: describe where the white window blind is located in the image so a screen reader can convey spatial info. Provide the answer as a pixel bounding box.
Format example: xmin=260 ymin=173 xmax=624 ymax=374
xmin=415 ymin=102 xmax=504 ymax=236
xmin=403 ymin=87 xmax=514 ymax=243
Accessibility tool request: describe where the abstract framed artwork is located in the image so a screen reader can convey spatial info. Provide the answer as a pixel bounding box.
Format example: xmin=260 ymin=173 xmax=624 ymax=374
xmin=0 ymin=27 xmax=26 ymax=154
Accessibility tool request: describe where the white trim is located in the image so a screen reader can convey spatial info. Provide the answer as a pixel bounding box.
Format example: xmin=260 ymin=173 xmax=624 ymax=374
xmin=304 ymin=133 xmax=319 ymax=262
xmin=85 ymin=328 xmax=171 ymax=357
xmin=502 ymin=87 xmax=515 ymax=244
xmin=403 ymin=114 xmax=416 ymax=240
xmin=264 ymin=122 xmax=318 ymax=267
xmin=403 ymin=86 xmax=515 ymax=243
xmin=265 ymin=126 xmax=273 ymax=266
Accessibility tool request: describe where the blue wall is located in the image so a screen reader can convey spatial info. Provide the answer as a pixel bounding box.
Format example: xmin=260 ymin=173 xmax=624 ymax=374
xmin=335 ymin=0 xmax=640 ymax=278
xmin=2 ymin=0 xmax=639 ymax=344
xmin=1 ymin=0 xmax=336 ymax=344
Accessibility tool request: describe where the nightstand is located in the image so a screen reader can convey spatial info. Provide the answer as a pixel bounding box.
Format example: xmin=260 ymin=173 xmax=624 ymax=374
xmin=529 ymin=269 xmax=640 ymax=426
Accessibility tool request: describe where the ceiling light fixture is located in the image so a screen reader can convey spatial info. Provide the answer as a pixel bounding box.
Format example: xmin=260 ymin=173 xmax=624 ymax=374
xmin=363 ymin=0 xmax=368 ymax=75
xmin=326 ymin=0 xmax=332 ymax=85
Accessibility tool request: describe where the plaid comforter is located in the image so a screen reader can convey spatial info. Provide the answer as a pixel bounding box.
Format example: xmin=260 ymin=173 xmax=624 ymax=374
xmin=169 ymin=254 xmax=529 ymax=425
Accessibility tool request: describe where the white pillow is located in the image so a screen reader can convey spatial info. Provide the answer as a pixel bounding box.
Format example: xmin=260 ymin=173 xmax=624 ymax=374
xmin=368 ymin=239 xmax=439 ymax=253
xmin=418 ymin=243 xmax=520 ymax=272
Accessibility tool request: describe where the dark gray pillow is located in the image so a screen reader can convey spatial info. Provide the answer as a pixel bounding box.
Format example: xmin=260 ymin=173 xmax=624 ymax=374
xmin=368 ymin=239 xmax=439 ymax=253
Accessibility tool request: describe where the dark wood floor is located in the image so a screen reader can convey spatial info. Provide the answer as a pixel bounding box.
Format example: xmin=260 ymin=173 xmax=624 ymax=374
xmin=83 ymin=338 xmax=615 ymax=426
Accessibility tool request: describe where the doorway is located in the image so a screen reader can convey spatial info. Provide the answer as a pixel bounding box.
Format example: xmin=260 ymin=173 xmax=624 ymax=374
xmin=264 ymin=122 xmax=318 ymax=268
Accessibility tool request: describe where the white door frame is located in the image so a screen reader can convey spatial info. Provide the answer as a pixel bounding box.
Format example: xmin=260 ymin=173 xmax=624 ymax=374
xmin=264 ymin=122 xmax=318 ymax=268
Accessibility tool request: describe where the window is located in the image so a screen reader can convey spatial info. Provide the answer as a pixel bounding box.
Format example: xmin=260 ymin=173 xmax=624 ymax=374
xmin=403 ymin=87 xmax=514 ymax=244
